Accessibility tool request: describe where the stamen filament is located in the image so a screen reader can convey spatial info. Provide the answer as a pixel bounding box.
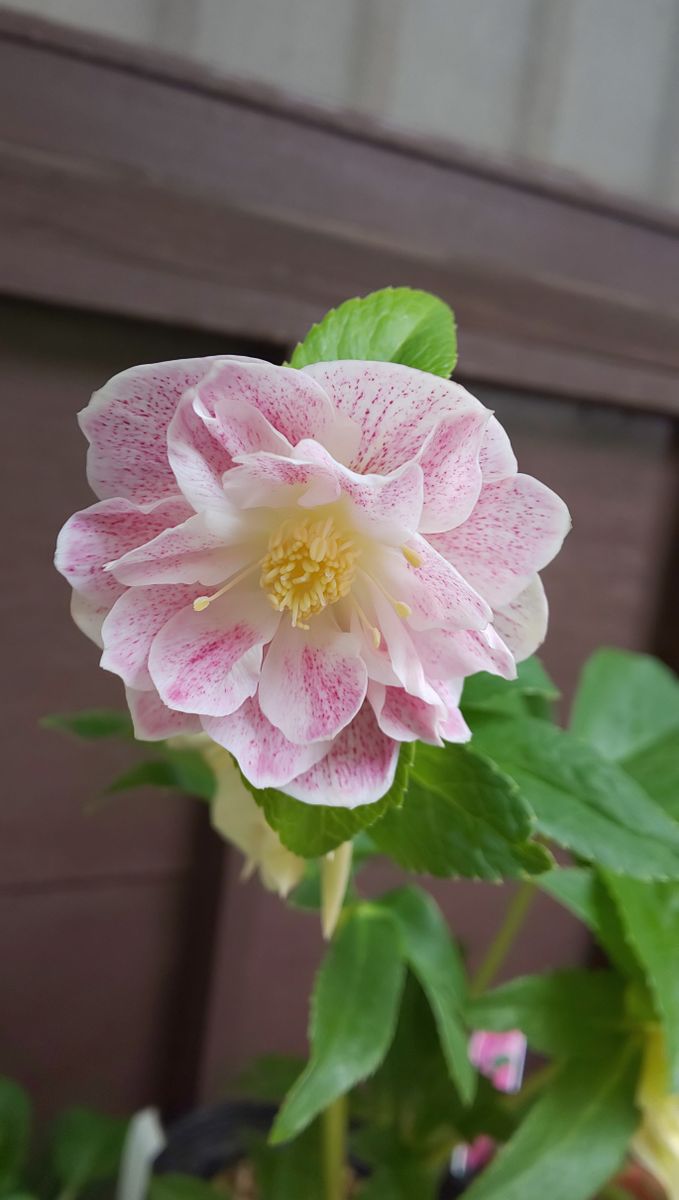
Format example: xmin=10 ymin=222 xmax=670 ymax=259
xmin=193 ymin=560 xmax=261 ymax=612
xmin=360 ymin=568 xmax=412 ymax=621
xmin=351 ymin=597 xmax=381 ymax=649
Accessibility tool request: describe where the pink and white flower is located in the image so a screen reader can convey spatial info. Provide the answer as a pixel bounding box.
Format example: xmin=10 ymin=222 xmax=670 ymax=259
xmin=55 ymin=356 xmax=569 ymax=807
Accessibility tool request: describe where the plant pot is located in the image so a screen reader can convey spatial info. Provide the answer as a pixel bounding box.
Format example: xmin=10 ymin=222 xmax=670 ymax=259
xmin=154 ymin=1099 xmax=473 ymax=1197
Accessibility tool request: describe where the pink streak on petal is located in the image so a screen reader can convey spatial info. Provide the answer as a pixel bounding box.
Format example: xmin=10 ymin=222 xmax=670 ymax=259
xmin=126 ymin=687 xmax=202 ymax=741
xmin=377 ymin=536 xmax=492 ymax=632
xmin=79 ymin=358 xmax=223 ymax=504
xmin=101 ymin=584 xmax=195 ymax=689
xmin=107 ymin=511 xmax=253 ymax=587
xmin=369 ymin=682 xmax=444 ymax=745
xmin=259 ymin=620 xmax=368 ymax=744
xmin=222 ymin=452 xmax=341 ymax=511
xmin=302 ymin=361 xmax=489 ymax=475
xmin=193 ymin=358 xmax=337 ymax=446
xmin=203 ymin=696 xmax=329 ymax=789
xmin=479 ymin=415 xmax=518 ymax=482
xmin=492 ymin=575 xmax=549 ymax=663
xmin=55 ymin=496 xmax=191 ymax=608
xmin=148 ymin=588 xmax=278 ymax=716
xmin=430 ymin=474 xmax=571 ymax=608
xmin=292 ymin=439 xmax=424 ymax=537
xmin=167 ymin=391 xmax=234 ymax=512
xmin=414 ymin=624 xmax=517 ymax=683
xmin=283 ymin=703 xmax=400 ymax=809
xmin=417 ymin=411 xmax=488 ymax=534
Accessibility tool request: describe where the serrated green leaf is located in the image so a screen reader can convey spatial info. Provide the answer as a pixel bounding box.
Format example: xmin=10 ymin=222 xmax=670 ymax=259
xmin=289 ymin=288 xmax=456 ymax=378
xmin=377 ymin=887 xmax=474 ymax=1103
xmin=107 ymin=749 xmax=215 ymax=801
xmin=471 ymin=716 xmax=679 ymax=880
xmin=463 ymin=1044 xmax=640 ymax=1200
xmin=370 ymin=743 xmax=551 ymax=880
xmin=537 ymin=868 xmax=641 ymax=978
xmin=50 ymin=1108 xmax=128 ymax=1195
xmin=623 ymin=729 xmax=679 ymax=821
xmin=149 ymin=1175 xmax=221 ymax=1200
xmin=41 ymin=710 xmax=134 ymax=740
xmin=250 ymin=1121 xmax=322 ymax=1200
xmin=0 ymin=1078 xmax=30 ymax=1196
xmin=571 ymin=649 xmax=679 ymax=762
xmin=463 ymin=657 xmax=559 ymax=721
xmin=249 ymin=743 xmax=414 ymax=857
xmin=270 ymin=906 xmax=405 ymax=1144
xmin=468 ymin=969 xmax=627 ymax=1058
xmin=602 ymin=872 xmax=679 ymax=1089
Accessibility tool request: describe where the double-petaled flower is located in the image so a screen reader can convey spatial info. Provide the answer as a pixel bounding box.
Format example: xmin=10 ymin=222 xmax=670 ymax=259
xmin=56 ymin=356 xmax=569 ymax=807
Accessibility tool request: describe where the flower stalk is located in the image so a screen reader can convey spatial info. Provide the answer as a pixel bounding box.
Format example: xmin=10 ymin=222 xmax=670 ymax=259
xmin=322 ymin=1092 xmax=348 ymax=1200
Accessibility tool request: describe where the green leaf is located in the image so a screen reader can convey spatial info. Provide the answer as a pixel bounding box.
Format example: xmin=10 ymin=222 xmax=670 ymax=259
xmin=250 ymin=744 xmax=414 ymax=857
xmin=50 ymin=1108 xmax=128 ymax=1195
xmin=623 ymin=729 xmax=679 ymax=821
xmin=378 ymin=887 xmax=475 ymax=1102
xmin=0 ymin=1078 xmax=30 ymax=1195
xmin=463 ymin=657 xmax=559 ymax=721
xmin=471 ymin=716 xmax=679 ymax=880
xmin=107 ymin=749 xmax=215 ymax=801
xmin=41 ymin=710 xmax=134 ymax=740
xmin=270 ymin=905 xmax=406 ymax=1143
xmin=370 ymin=743 xmax=551 ymax=881
xmin=468 ymin=969 xmax=627 ymax=1058
xmin=289 ymin=287 xmax=457 ymax=378
xmin=571 ymin=649 xmax=679 ymax=763
xmin=149 ymin=1175 xmax=220 ymax=1200
xmin=355 ymin=1151 xmax=438 ymax=1200
xmin=537 ymin=868 xmax=640 ymax=978
xmin=250 ymin=1121 xmax=322 ymax=1200
xmin=602 ymin=872 xmax=679 ymax=1089
xmin=463 ymin=1044 xmax=641 ymax=1200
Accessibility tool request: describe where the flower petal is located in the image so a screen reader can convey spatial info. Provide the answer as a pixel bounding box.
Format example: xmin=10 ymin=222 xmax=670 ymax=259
xmin=417 ymin=411 xmax=488 ymax=534
xmin=148 ymin=587 xmax=278 ymax=716
xmin=126 ymin=686 xmax=202 ymax=740
xmin=479 ymin=415 xmax=518 ymax=482
xmin=492 ymin=575 xmax=549 ymax=662
xmin=258 ymin=619 xmax=368 ymax=744
xmin=192 ymin=358 xmax=337 ymax=446
xmin=101 ymin=584 xmax=195 ymax=689
xmin=283 ymin=703 xmax=399 ymax=809
xmin=107 ymin=512 xmax=254 ymax=587
xmin=375 ymin=535 xmax=492 ymax=632
xmin=55 ymin=496 xmax=191 ymax=608
xmin=302 ymin=361 xmax=487 ymax=474
xmin=70 ymin=591 xmax=108 ymax=648
xmin=369 ymin=682 xmax=444 ymax=745
xmin=414 ymin=624 xmax=516 ymax=682
xmin=292 ymin=439 xmax=424 ymax=539
xmin=429 ymin=474 xmax=571 ymax=607
xmin=222 ymin=452 xmax=341 ymax=511
xmin=79 ymin=358 xmax=222 ymax=504
xmin=203 ymin=696 xmax=328 ymax=788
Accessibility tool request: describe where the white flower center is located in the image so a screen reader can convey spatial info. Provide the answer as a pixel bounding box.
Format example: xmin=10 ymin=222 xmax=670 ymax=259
xmin=260 ymin=514 xmax=360 ymax=629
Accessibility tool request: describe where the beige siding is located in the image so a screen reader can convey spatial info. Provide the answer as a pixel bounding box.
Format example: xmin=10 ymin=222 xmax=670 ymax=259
xmin=4 ymin=0 xmax=679 ymax=210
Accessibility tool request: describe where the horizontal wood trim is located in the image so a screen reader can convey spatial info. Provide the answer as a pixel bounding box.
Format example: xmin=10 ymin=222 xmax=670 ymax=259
xmin=1 ymin=11 xmax=679 ymax=415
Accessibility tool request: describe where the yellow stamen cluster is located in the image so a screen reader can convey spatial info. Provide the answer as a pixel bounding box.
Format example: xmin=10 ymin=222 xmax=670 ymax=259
xmin=260 ymin=515 xmax=360 ymax=628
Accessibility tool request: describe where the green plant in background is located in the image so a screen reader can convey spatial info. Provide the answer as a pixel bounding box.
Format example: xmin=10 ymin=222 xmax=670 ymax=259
xmin=41 ymin=289 xmax=679 ymax=1199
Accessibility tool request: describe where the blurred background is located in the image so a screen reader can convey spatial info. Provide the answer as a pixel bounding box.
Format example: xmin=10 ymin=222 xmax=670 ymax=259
xmin=1 ymin=0 xmax=678 ymax=1123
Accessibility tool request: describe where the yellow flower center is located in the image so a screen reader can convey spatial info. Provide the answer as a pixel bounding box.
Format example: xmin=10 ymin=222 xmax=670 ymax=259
xmin=260 ymin=514 xmax=360 ymax=628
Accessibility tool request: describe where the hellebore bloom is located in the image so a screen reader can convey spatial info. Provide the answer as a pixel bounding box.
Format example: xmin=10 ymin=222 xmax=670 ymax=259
xmin=56 ymin=357 xmax=569 ymax=806
xmin=633 ymin=1029 xmax=679 ymax=1199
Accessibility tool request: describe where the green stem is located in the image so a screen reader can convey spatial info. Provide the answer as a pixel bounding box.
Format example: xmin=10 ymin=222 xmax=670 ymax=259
xmin=471 ymin=882 xmax=536 ymax=996
xmin=322 ymin=1093 xmax=348 ymax=1200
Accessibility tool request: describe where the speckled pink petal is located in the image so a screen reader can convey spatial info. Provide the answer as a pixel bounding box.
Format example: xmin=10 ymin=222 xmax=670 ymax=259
xmin=292 ymin=439 xmax=424 ymax=539
xmin=148 ymin=587 xmax=278 ymax=716
xmin=434 ymin=680 xmax=472 ymax=743
xmin=430 ymin=474 xmax=571 ymax=608
xmin=414 ymin=624 xmax=516 ymax=682
xmin=417 ymin=411 xmax=488 ymax=534
xmin=79 ymin=358 xmax=223 ymax=504
xmin=101 ymin=584 xmax=195 ymax=689
xmin=376 ymin=536 xmax=492 ymax=632
xmin=222 ymin=452 xmax=341 ymax=510
xmin=479 ymin=415 xmax=518 ymax=482
xmin=302 ymin=361 xmax=487 ymax=475
xmin=492 ymin=575 xmax=549 ymax=662
xmin=167 ymin=392 xmax=235 ymax=512
xmin=369 ymin=682 xmax=444 ymax=745
xmin=203 ymin=696 xmax=329 ymax=789
xmin=126 ymin=687 xmax=202 ymax=740
xmin=364 ymin=586 xmax=441 ymax=705
xmin=283 ymin=703 xmax=400 ymax=809
xmin=55 ymin=496 xmax=192 ymax=610
xmin=107 ymin=512 xmax=254 ymax=587
xmin=259 ymin=619 xmax=367 ymax=744
xmin=194 ymin=358 xmax=337 ymax=446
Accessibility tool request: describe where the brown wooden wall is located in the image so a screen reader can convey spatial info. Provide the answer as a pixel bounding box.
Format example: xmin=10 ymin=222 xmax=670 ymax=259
xmin=1 ymin=10 xmax=678 ymax=1122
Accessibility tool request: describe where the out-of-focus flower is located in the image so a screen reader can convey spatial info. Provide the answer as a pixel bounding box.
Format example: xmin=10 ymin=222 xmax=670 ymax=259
xmin=208 ymin=744 xmax=305 ymax=898
xmin=56 ymin=357 xmax=569 ymax=807
xmin=452 ymin=1030 xmax=527 ymax=1176
xmin=633 ymin=1029 xmax=679 ymax=1199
